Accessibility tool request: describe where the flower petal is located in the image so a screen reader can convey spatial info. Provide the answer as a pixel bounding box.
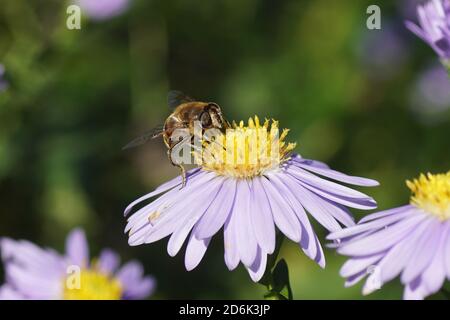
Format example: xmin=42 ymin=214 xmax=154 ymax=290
xmin=292 ymin=158 xmax=379 ymax=186
xmin=261 ymin=175 xmax=302 ymax=242
xmin=98 ymin=249 xmax=121 ymax=274
xmin=195 ymin=179 xmax=236 ymax=239
xmin=251 ymin=178 xmax=276 ymax=254
xmin=246 ymin=247 xmax=267 ymax=282
xmin=185 ymin=229 xmax=211 ymax=271
xmin=234 ymin=180 xmax=258 ymax=267
xmin=337 ymin=214 xmax=428 ymax=256
xmin=167 ymin=182 xmax=221 ymax=257
xmin=401 ymin=219 xmax=442 ymax=283
xmin=65 ymin=228 xmax=89 ymax=267
xmin=124 ymin=168 xmax=201 ymax=216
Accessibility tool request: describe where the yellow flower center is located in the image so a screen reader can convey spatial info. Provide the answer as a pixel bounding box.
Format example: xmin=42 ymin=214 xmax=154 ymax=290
xmin=195 ymin=116 xmax=296 ymax=178
xmin=406 ymin=171 xmax=450 ymax=221
xmin=63 ymin=267 xmax=122 ymax=300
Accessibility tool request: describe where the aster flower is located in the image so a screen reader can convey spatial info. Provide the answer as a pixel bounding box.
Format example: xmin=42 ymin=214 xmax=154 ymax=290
xmin=0 ymin=228 xmax=155 ymax=300
xmin=328 ymin=172 xmax=450 ymax=300
xmin=405 ymin=0 xmax=450 ymax=65
xmin=76 ymin=0 xmax=131 ymax=21
xmin=125 ymin=117 xmax=378 ymax=282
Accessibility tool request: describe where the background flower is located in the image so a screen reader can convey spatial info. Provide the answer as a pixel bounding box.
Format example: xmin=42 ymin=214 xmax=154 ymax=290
xmin=328 ymin=172 xmax=450 ymax=300
xmin=409 ymin=63 xmax=450 ymax=122
xmin=405 ymin=0 xmax=450 ymax=61
xmin=0 ymin=228 xmax=155 ymax=300
xmin=76 ymin=0 xmax=131 ymax=21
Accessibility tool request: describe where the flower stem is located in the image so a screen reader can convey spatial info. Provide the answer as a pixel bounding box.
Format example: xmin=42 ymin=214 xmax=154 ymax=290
xmin=258 ymin=233 xmax=293 ymax=300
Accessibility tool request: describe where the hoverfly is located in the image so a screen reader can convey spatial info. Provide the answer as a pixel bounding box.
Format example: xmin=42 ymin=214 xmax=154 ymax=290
xmin=123 ymin=91 xmax=230 ymax=187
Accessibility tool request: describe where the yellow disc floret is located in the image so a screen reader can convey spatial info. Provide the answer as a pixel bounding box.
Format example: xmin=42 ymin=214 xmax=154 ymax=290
xmin=195 ymin=116 xmax=296 ymax=179
xmin=63 ymin=267 xmax=122 ymax=300
xmin=406 ymin=171 xmax=450 ymax=221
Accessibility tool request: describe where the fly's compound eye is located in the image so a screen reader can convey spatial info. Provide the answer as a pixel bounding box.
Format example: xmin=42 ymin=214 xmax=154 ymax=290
xmin=200 ymin=111 xmax=212 ymax=127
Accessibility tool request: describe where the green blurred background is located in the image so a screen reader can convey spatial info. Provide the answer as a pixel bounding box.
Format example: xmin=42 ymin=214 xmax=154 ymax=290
xmin=0 ymin=0 xmax=449 ymax=299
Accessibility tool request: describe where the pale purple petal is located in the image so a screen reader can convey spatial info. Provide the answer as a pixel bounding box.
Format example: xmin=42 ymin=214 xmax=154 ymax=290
xmin=445 ymin=221 xmax=450 ymax=278
xmin=287 ymin=166 xmax=374 ymax=200
xmin=140 ymin=177 xmax=220 ymax=245
xmin=421 ymin=224 xmax=448 ymax=294
xmin=116 ymin=261 xmax=144 ymax=287
xmin=251 ymin=178 xmax=276 ymax=254
xmin=261 ymin=175 xmax=302 ymax=242
xmin=195 ymin=178 xmax=236 ymax=239
xmin=224 ymin=209 xmax=239 ymax=271
xmin=185 ymin=228 xmax=211 ymax=271
xmin=359 ymin=205 xmax=413 ymax=224
xmin=401 ymin=219 xmax=442 ymax=283
xmin=340 ymin=253 xmax=385 ymax=278
xmin=124 ymin=168 xmax=201 ymax=216
xmin=167 ymin=181 xmax=221 ymax=256
xmin=116 ymin=260 xmax=156 ymax=299
xmin=292 ymin=158 xmax=379 ymax=186
xmin=122 ymin=276 xmax=156 ymax=300
xmin=233 ymin=180 xmax=258 ymax=267
xmin=337 ymin=214 xmax=429 ymax=256
xmin=1 ymin=238 xmax=66 ymax=299
xmin=375 ymin=218 xmax=435 ymax=285
xmin=328 ymin=208 xmax=415 ymax=240
xmin=0 ymin=285 xmax=24 ymax=300
xmin=403 ymin=276 xmax=428 ymax=300
xmin=65 ymin=228 xmax=89 ymax=267
xmin=246 ymin=247 xmax=267 ymax=282
xmin=98 ymin=249 xmax=121 ymax=274
xmin=345 ymin=270 xmax=367 ymax=287
xmin=285 ymin=177 xmax=341 ymax=232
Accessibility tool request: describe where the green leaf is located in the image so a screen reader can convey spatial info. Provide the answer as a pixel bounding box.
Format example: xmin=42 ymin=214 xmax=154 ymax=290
xmin=264 ymin=290 xmax=288 ymax=300
xmin=271 ymin=259 xmax=293 ymax=300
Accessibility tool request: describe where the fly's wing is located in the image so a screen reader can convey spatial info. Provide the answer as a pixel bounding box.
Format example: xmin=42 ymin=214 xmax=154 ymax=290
xmin=122 ymin=126 xmax=164 ymax=150
xmin=167 ymin=90 xmax=195 ymax=109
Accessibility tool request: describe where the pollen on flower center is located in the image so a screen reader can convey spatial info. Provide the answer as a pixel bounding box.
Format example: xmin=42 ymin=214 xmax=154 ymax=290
xmin=63 ymin=267 xmax=122 ymax=300
xmin=406 ymin=171 xmax=450 ymax=220
xmin=195 ymin=116 xmax=296 ymax=179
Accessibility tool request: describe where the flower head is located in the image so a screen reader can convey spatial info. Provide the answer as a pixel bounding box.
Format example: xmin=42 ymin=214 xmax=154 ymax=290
xmin=76 ymin=0 xmax=131 ymax=21
xmin=125 ymin=117 xmax=378 ymax=281
xmin=0 ymin=228 xmax=155 ymax=300
xmin=406 ymin=0 xmax=450 ymax=61
xmin=328 ymin=171 xmax=450 ymax=300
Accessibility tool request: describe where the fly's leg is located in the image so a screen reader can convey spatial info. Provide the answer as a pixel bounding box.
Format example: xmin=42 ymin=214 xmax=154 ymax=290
xmin=167 ymin=147 xmax=186 ymax=188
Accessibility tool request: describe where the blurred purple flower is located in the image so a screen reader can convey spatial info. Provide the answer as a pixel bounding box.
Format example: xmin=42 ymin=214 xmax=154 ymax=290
xmin=410 ymin=64 xmax=450 ymax=116
xmin=125 ymin=118 xmax=378 ymax=282
xmin=0 ymin=228 xmax=156 ymax=300
xmin=329 ymin=172 xmax=450 ymax=300
xmin=76 ymin=0 xmax=131 ymax=21
xmin=358 ymin=23 xmax=410 ymax=78
xmin=405 ymin=0 xmax=450 ymax=61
